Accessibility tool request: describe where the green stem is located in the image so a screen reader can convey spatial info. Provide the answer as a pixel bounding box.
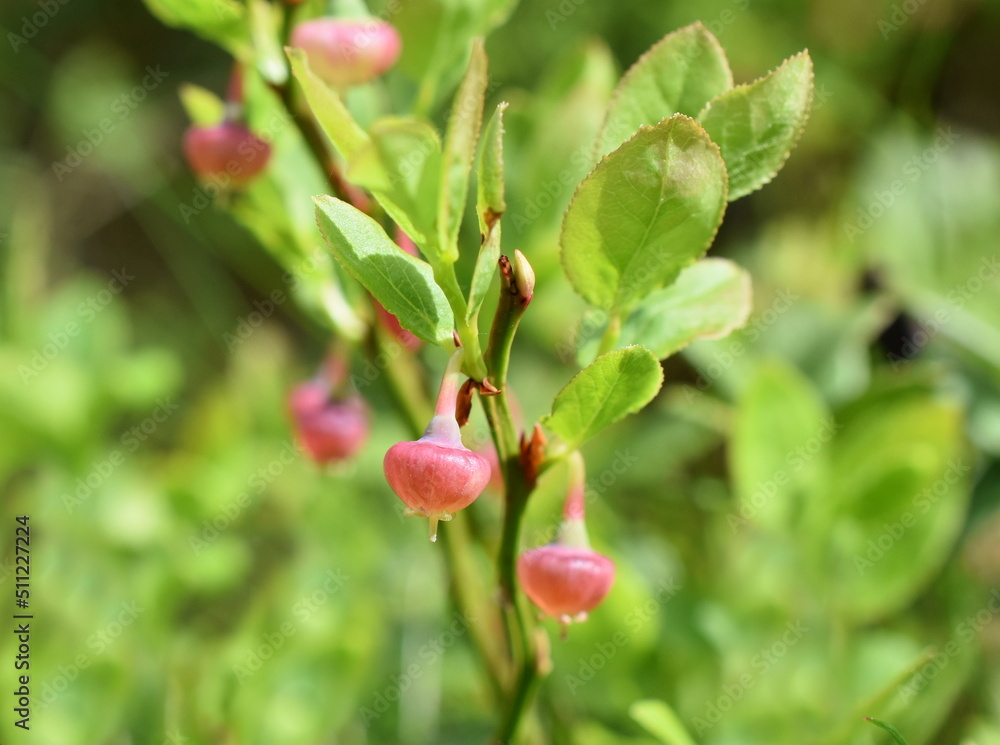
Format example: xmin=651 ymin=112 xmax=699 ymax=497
xmin=480 ymin=251 xmax=543 ymax=744
xmin=596 ymin=312 xmax=622 ymax=357
xmin=485 ymin=391 xmax=539 ymax=745
xmin=493 ymin=654 xmax=540 ymax=745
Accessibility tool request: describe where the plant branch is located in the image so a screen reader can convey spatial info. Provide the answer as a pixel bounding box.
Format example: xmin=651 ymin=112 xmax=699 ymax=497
xmin=596 ymin=312 xmax=621 ymax=357
xmin=479 ymin=249 xmax=542 ymax=744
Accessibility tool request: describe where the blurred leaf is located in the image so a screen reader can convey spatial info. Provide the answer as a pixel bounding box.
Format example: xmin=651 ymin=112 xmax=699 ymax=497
xmin=561 ymin=115 xmax=727 ymax=312
xmin=314 ymin=196 xmax=454 ymax=345
xmin=468 ymin=101 xmax=508 ymax=322
xmin=849 ymin=129 xmax=1000 ymax=371
xmin=544 ymin=346 xmax=663 ymax=449
xmin=178 ymin=83 xmax=224 ymax=126
xmin=142 ymin=0 xmax=249 ymax=55
xmin=730 ymin=361 xmax=831 ymax=533
xmin=438 ymin=38 xmax=488 ymax=262
xmin=347 ymin=117 xmax=443 ymax=247
xmin=630 ymin=699 xmax=698 ymax=745
xmin=826 ymin=390 xmax=969 ymax=623
xmin=248 ymin=0 xmax=288 ymax=84
xmin=395 ymin=0 xmax=516 ymax=112
xmin=698 ymin=52 xmax=813 ymax=200
xmin=286 ymin=47 xmax=368 ymax=159
xmin=865 ymin=717 xmax=912 ymax=745
xmin=595 ymin=22 xmax=732 ymax=160
xmin=504 ymin=40 xmax=616 ymax=253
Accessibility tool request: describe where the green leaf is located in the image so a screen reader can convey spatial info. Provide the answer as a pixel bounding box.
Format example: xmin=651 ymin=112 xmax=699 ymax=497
xmin=698 ymin=51 xmax=813 ymax=200
xmin=248 ymin=0 xmax=287 ymax=84
xmin=825 ymin=390 xmax=969 ymax=623
xmin=314 ymin=196 xmax=455 ymax=346
xmin=394 ymin=0 xmax=514 ymax=113
xmin=179 ymin=83 xmax=224 ymax=126
xmin=544 ymin=346 xmax=663 ymax=449
xmin=467 ymin=102 xmax=508 ymax=321
xmin=142 ymin=0 xmax=249 ymax=55
xmin=591 ymin=258 xmax=751 ymax=361
xmin=286 ymin=47 xmax=368 ymax=160
xmin=468 ymin=227 xmax=501 ymax=324
xmin=595 ymin=22 xmax=732 ymax=160
xmin=630 ymin=700 xmax=697 ymax=745
xmin=865 ymin=718 xmax=912 ymax=745
xmin=347 ymin=117 xmax=442 ymax=248
xmin=438 ymin=38 xmax=489 ymax=263
xmin=561 ymin=115 xmax=728 ymax=312
xmin=477 ymin=101 xmax=508 ymax=228
xmin=730 ymin=361 xmax=832 ymax=533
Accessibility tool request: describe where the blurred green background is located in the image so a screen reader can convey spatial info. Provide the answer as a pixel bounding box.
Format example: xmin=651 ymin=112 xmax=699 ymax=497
xmin=1 ymin=0 xmax=1000 ymax=743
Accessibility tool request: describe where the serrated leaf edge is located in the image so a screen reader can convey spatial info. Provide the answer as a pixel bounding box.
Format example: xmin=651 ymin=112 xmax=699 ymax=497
xmin=697 ymin=50 xmax=814 ymax=200
xmin=560 ymin=114 xmax=730 ymax=310
xmin=594 ymin=21 xmax=733 ymax=162
xmin=543 ymin=345 xmax=665 ymax=446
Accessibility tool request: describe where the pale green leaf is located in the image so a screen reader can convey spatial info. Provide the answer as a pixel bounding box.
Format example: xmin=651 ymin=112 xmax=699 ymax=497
xmin=730 ymin=361 xmax=832 ymax=533
xmin=347 ymin=117 xmax=442 ymax=248
xmin=467 ymin=101 xmax=508 ymax=321
xmin=477 ymin=101 xmax=508 ymax=228
xmin=544 ymin=346 xmax=663 ymax=449
xmin=248 ymin=0 xmax=287 ymax=84
xmin=606 ymin=258 xmax=751 ymax=360
xmin=438 ymin=38 xmax=489 ymax=263
xmin=179 ymin=83 xmax=224 ymax=126
xmin=142 ymin=0 xmax=249 ymax=54
xmin=561 ymin=115 xmax=728 ymax=311
xmin=825 ymin=390 xmax=969 ymax=623
xmin=467 ymin=225 xmax=501 ymax=324
xmin=394 ymin=0 xmax=514 ymax=113
xmin=698 ymin=51 xmax=813 ymax=200
xmin=314 ymin=196 xmax=454 ymax=346
xmin=630 ymin=700 xmax=697 ymax=745
xmin=286 ymin=47 xmax=368 ymax=160
xmin=865 ymin=718 xmax=912 ymax=745
xmin=595 ymin=22 xmax=732 ymax=160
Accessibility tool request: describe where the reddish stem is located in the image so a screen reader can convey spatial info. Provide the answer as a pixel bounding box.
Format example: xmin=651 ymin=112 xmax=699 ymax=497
xmin=227 ymin=61 xmax=245 ymax=106
xmin=434 ymin=349 xmax=465 ymax=419
xmin=563 ymin=451 xmax=586 ymax=522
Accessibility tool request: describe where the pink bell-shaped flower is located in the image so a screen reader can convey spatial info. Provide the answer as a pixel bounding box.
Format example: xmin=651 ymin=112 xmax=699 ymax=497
xmin=182 ymin=66 xmax=271 ymax=187
xmin=289 ymin=357 xmax=369 ymax=464
xmin=183 ymin=122 xmax=271 ymax=186
xmin=383 ymin=350 xmax=491 ymax=541
xmin=517 ymin=453 xmax=615 ymax=628
xmin=290 ymin=18 xmax=401 ymax=87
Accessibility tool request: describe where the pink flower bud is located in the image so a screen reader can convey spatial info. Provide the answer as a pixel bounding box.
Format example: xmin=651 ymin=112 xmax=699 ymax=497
xmin=290 ymin=19 xmax=401 ymax=87
xmin=517 ymin=453 xmax=615 ymax=626
xmin=289 ymin=379 xmax=369 ymax=464
xmin=183 ymin=122 xmax=271 ymax=186
xmin=383 ymin=351 xmax=490 ymax=541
